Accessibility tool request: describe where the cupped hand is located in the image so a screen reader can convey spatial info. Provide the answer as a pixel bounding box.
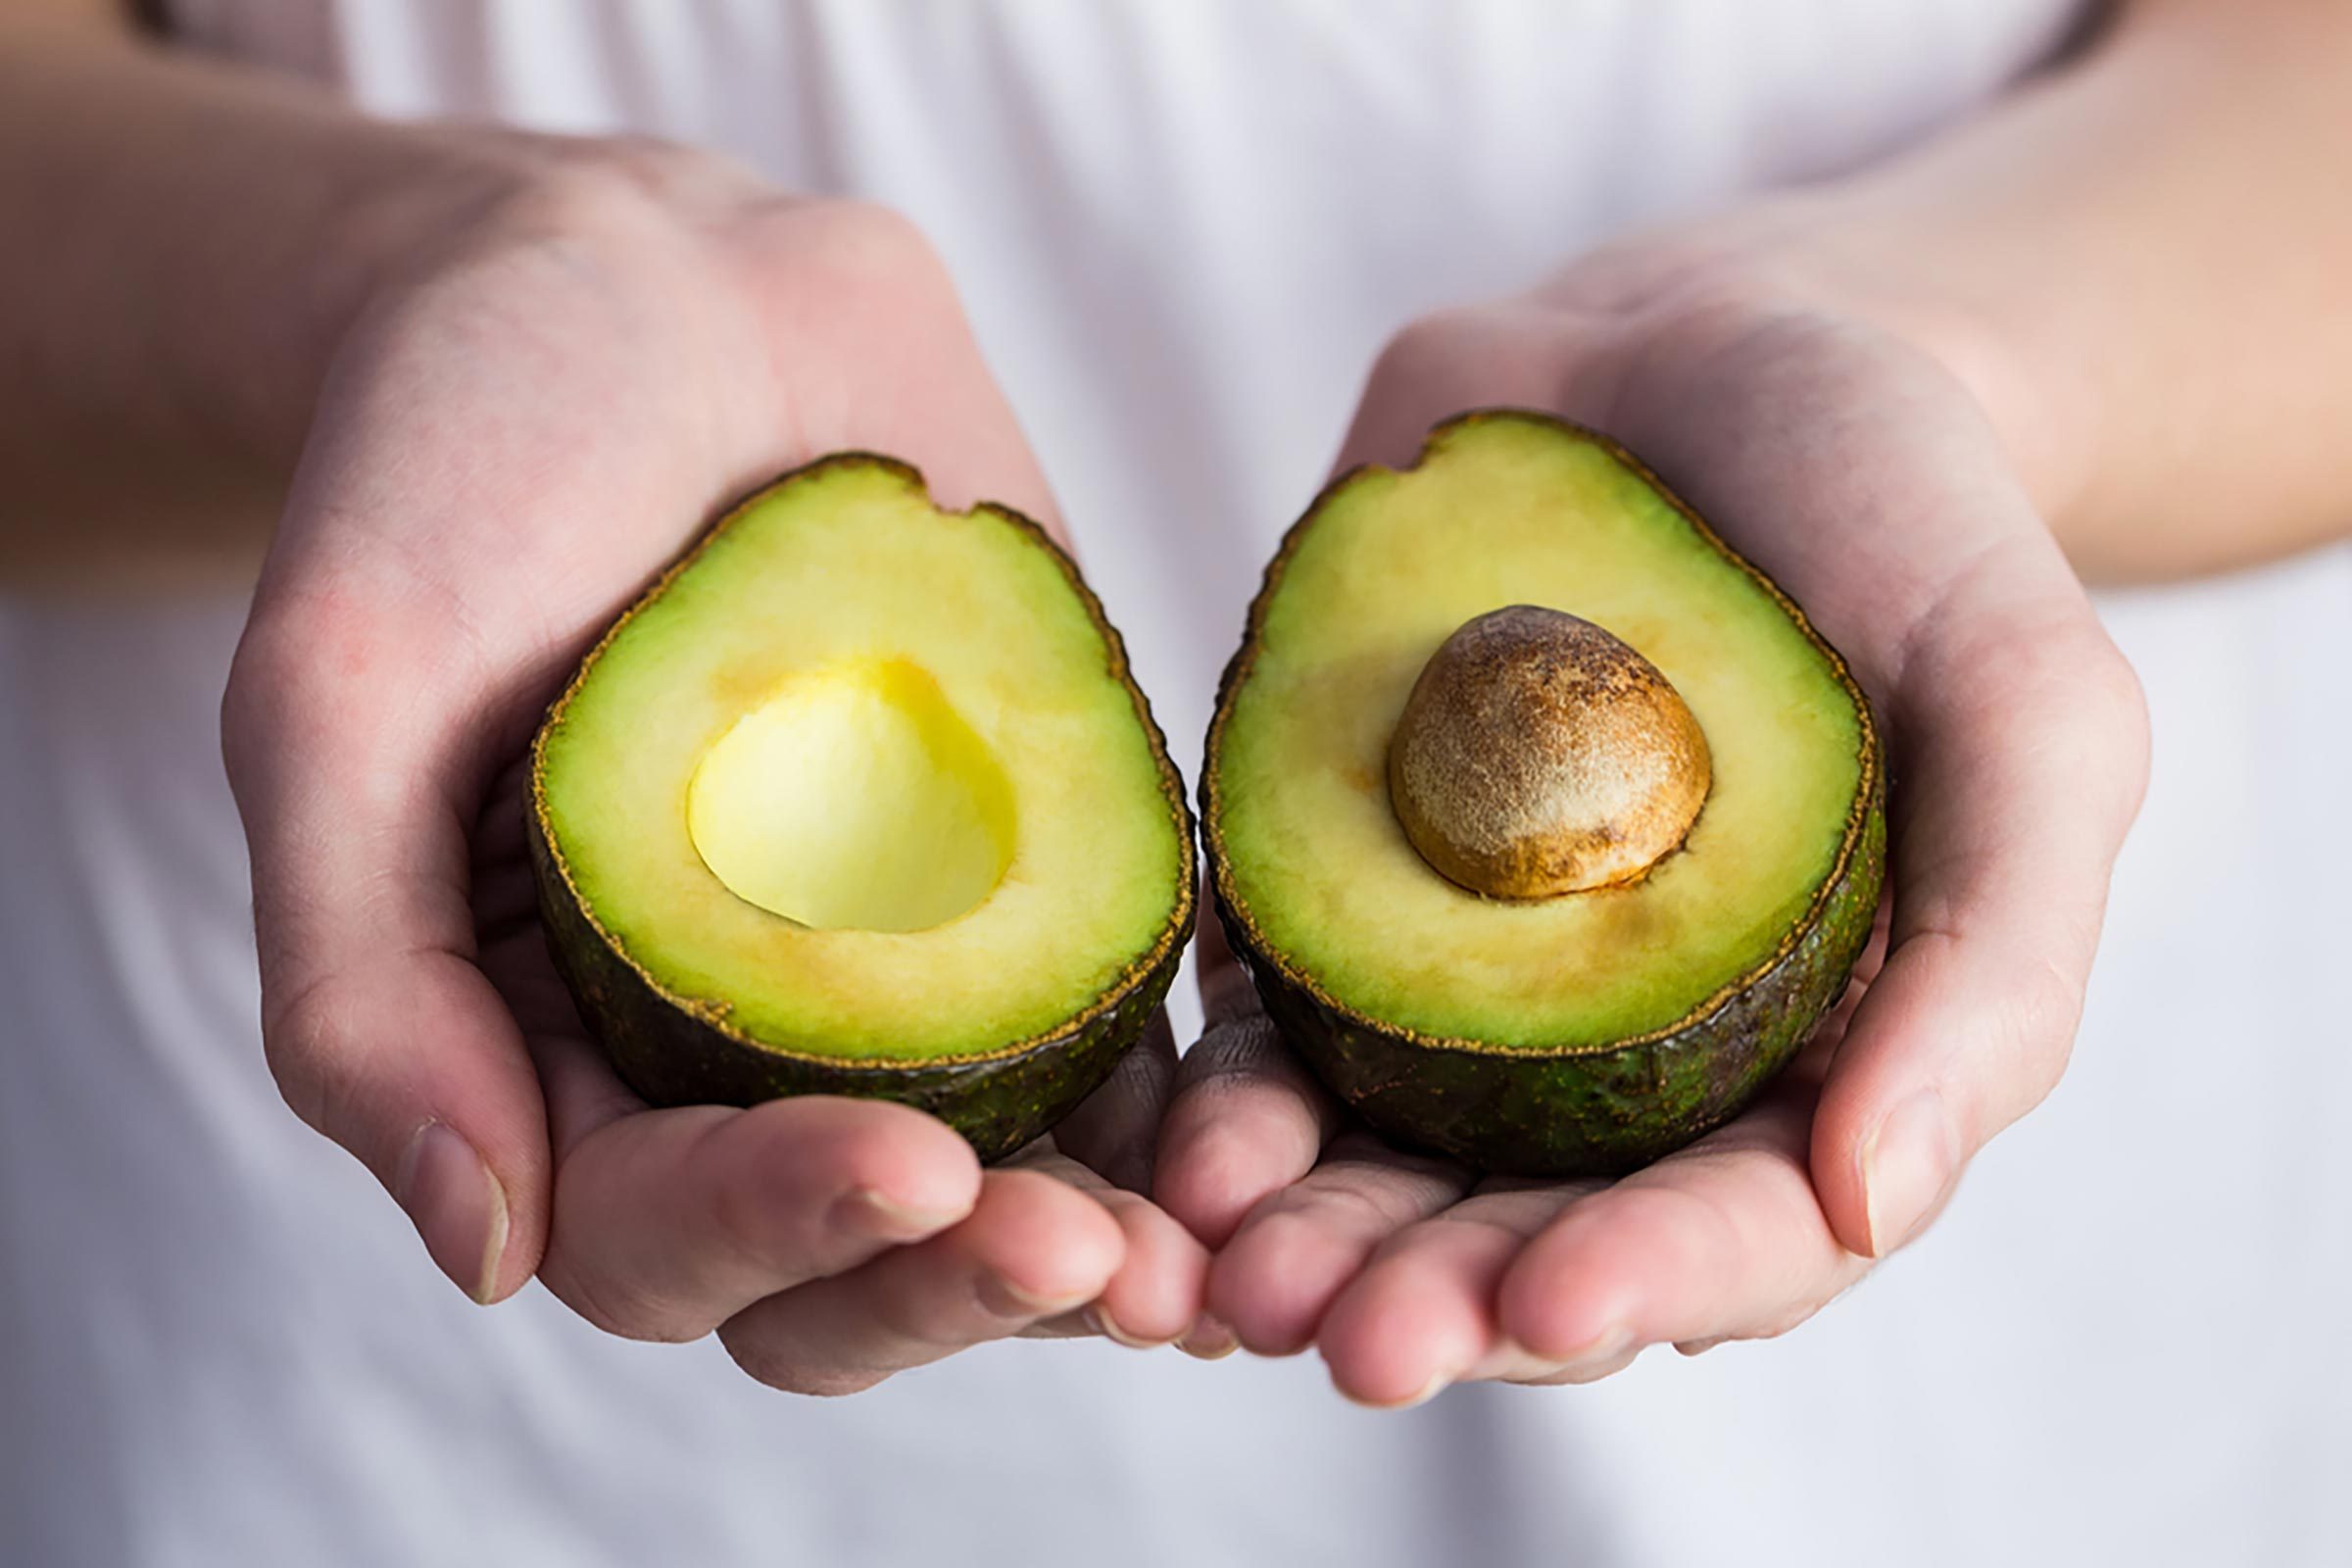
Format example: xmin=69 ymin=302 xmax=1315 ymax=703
xmin=1154 ymin=262 xmax=2151 ymax=1403
xmin=221 ymin=147 xmax=1203 ymax=1392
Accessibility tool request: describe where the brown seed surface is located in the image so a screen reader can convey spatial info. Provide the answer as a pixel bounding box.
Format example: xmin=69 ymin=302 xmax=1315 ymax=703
xmin=1387 ymin=606 xmax=1711 ymax=898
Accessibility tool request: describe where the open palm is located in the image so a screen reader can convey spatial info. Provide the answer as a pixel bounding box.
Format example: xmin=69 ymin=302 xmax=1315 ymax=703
xmin=222 ymin=165 xmax=1203 ymax=1390
xmin=1153 ymin=276 xmax=2150 ymax=1403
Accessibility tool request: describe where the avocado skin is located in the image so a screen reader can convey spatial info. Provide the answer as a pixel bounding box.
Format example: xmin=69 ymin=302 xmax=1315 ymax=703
xmin=1213 ymin=792 xmax=1882 ymax=1176
xmin=525 ymin=451 xmax=1196 ymax=1163
xmin=529 ymin=802 xmax=1184 ymax=1161
xmin=1202 ymin=409 xmax=1887 ymax=1176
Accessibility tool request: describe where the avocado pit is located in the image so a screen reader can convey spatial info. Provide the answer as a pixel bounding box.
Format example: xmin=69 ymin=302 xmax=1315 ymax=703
xmin=1387 ymin=605 xmax=1711 ymax=898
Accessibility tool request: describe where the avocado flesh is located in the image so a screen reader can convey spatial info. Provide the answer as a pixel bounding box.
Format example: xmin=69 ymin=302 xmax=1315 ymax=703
xmin=529 ymin=456 xmax=1194 ymax=1158
xmin=1204 ymin=412 xmax=1883 ymax=1175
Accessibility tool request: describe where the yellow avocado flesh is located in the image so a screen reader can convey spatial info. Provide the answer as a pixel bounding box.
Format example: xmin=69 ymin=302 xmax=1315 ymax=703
xmin=538 ymin=463 xmax=1186 ymax=1060
xmin=1215 ymin=416 xmax=1867 ymax=1050
xmin=686 ymin=658 xmax=1016 ymax=934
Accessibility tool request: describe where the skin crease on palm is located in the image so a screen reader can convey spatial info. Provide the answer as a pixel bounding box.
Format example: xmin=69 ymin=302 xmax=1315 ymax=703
xmin=9 ymin=0 xmax=2352 ymax=1405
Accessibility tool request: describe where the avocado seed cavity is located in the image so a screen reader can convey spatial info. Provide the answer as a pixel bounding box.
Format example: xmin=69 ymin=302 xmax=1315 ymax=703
xmin=687 ymin=658 xmax=1015 ymax=932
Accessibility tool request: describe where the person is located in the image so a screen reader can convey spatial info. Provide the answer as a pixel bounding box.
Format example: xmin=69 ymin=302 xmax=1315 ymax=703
xmin=3 ymin=1 xmax=2347 ymax=1563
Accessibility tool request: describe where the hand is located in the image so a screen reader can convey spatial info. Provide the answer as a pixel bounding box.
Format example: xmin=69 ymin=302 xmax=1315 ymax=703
xmin=222 ymin=146 xmax=1204 ymax=1392
xmin=1153 ymin=259 xmax=2150 ymax=1402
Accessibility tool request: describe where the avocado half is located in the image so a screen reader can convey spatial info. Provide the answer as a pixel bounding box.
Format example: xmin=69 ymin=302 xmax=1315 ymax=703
xmin=528 ymin=455 xmax=1195 ymax=1160
xmin=1201 ymin=412 xmax=1885 ymax=1176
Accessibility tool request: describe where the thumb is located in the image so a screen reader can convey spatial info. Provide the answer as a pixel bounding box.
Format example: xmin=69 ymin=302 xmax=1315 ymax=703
xmin=1810 ymin=606 xmax=2149 ymax=1257
xmin=223 ymin=580 xmax=552 ymax=1302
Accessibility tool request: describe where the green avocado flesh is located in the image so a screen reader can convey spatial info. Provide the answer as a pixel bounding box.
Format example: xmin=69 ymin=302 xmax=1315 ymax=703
xmin=1203 ymin=412 xmax=1884 ymax=1174
xmin=529 ymin=456 xmax=1194 ymax=1159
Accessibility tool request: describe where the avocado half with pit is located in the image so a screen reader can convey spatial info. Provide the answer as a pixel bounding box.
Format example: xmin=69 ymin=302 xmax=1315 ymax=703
xmin=527 ymin=455 xmax=1195 ymax=1160
xmin=1201 ymin=412 xmax=1884 ymax=1176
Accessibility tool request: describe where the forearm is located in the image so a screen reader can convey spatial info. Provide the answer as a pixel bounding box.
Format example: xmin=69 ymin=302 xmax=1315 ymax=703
xmin=0 ymin=15 xmax=533 ymax=571
xmin=1580 ymin=0 xmax=2352 ymax=583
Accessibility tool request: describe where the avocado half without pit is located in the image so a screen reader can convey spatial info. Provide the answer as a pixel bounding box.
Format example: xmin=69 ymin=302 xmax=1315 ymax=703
xmin=527 ymin=455 xmax=1195 ymax=1161
xmin=1201 ymin=412 xmax=1886 ymax=1176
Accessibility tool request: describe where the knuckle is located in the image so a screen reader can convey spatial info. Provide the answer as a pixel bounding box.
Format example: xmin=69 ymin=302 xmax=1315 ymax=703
xmin=492 ymin=136 xmax=749 ymax=241
xmin=218 ymin=625 xmax=282 ymax=797
xmin=780 ymin=200 xmax=958 ymax=311
xmin=1368 ymin=307 xmax=1489 ymax=394
xmin=710 ymin=197 xmax=963 ymax=362
xmin=220 ymin=597 xmax=341 ymax=791
xmin=809 ymin=199 xmax=945 ymax=270
xmin=2020 ymin=622 xmax=2148 ymax=767
xmin=549 ymin=133 xmax=743 ymax=201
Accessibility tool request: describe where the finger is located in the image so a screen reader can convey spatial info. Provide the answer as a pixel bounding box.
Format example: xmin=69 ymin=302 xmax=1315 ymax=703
xmin=1045 ymin=1009 xmax=1179 ymax=1196
xmin=1813 ymin=611 xmax=2149 ymax=1256
xmin=1316 ymin=916 xmax=1894 ymax=1404
xmin=716 ymin=1167 xmax=1125 ymax=1396
xmin=994 ymin=1009 xmax=1200 ymax=1346
xmin=1009 ymin=1144 xmax=1208 ymax=1348
xmin=1313 ymin=1179 xmax=1604 ymax=1406
xmin=1191 ymin=896 xmax=1260 ymax=1027
xmin=492 ymin=867 xmax=920 ymax=1354
xmin=1492 ymin=1071 xmax=1871 ymax=1373
xmin=1204 ymin=1133 xmax=1473 ymax=1355
xmin=223 ymin=592 xmax=553 ymax=1304
xmin=467 ymin=770 xmax=647 ymax=1149
xmin=1152 ymin=899 xmax=1350 ymax=1246
xmin=533 ymin=1092 xmax=980 ymax=1343
xmin=1153 ymin=1004 xmax=1348 ymax=1249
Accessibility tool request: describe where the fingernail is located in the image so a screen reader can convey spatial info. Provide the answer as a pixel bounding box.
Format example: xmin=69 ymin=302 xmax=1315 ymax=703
xmin=1177 ymin=1312 xmax=1240 ymax=1360
xmin=978 ymin=1271 xmax=1094 ymax=1320
xmin=395 ymin=1122 xmax=509 ymax=1304
xmin=833 ymin=1186 xmax=966 ymax=1243
xmin=1343 ymin=1368 xmax=1452 ymax=1411
xmin=1862 ymin=1088 xmax=1955 ymax=1255
xmin=1083 ymin=1306 xmax=1172 ymax=1350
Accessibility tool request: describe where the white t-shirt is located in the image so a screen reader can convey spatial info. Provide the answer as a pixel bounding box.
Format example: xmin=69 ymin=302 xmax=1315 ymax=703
xmin=6 ymin=3 xmax=2347 ymax=1565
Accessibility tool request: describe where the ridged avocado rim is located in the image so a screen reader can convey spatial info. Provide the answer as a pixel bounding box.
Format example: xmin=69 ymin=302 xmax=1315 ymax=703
xmin=527 ymin=451 xmax=1198 ymax=1073
xmin=1200 ymin=409 xmax=1883 ymax=1059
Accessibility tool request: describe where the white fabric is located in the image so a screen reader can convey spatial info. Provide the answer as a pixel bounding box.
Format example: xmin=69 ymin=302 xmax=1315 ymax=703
xmin=9 ymin=2 xmax=2348 ymax=1565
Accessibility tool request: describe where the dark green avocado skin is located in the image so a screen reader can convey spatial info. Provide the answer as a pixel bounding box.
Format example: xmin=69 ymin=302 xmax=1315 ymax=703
xmin=1215 ymin=794 xmax=1884 ymax=1178
xmin=527 ymin=805 xmax=1186 ymax=1164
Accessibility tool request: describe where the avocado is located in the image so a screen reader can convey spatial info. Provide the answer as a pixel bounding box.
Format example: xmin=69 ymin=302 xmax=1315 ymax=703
xmin=527 ymin=455 xmax=1195 ymax=1161
xmin=1201 ymin=412 xmax=1884 ymax=1176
